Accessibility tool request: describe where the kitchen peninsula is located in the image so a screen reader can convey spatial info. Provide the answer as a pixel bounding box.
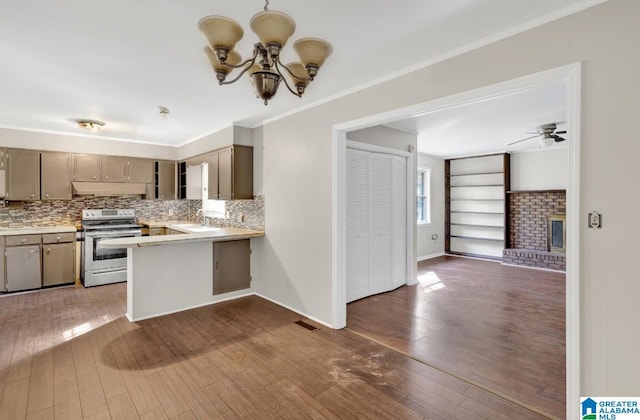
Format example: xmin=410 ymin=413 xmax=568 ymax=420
xmin=100 ymin=226 xmax=264 ymax=322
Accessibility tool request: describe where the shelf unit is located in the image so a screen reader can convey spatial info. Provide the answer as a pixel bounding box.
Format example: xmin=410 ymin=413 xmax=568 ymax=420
xmin=445 ymin=153 xmax=510 ymax=260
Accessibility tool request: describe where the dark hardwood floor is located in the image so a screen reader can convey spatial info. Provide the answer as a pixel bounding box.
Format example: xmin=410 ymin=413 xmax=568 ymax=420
xmin=347 ymin=255 xmax=566 ymax=419
xmin=0 ymin=280 xmax=552 ymax=419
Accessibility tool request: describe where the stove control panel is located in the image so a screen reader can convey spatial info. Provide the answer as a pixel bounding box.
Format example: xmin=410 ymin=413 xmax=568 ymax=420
xmin=82 ymin=209 xmax=136 ymax=220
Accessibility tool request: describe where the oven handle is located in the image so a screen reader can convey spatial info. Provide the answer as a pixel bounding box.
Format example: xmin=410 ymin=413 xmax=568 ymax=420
xmin=85 ymin=230 xmax=142 ymax=239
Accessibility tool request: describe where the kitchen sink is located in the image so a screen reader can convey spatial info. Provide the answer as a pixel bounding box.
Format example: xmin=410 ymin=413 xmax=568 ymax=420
xmin=169 ymin=224 xmax=223 ymax=233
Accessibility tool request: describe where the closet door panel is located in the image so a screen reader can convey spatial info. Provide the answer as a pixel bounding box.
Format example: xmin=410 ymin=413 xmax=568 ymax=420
xmin=347 ymin=149 xmax=370 ymax=302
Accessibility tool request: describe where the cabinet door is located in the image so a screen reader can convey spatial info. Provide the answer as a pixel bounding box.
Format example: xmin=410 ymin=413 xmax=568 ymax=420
xmin=74 ymin=154 xmax=101 ymax=181
xmin=127 ymin=158 xmax=154 ymax=183
xmin=6 ymin=149 xmax=40 ymax=200
xmin=6 ymin=245 xmax=41 ymax=292
xmin=43 ymin=242 xmax=75 ymax=286
xmin=206 ymin=152 xmax=219 ymax=200
xmin=101 ymin=156 xmax=126 ymax=182
xmin=0 ymin=149 xmax=6 ymax=170
xmin=213 ymin=239 xmax=251 ymax=294
xmin=41 ymin=152 xmax=72 ymax=200
xmin=0 ymin=238 xmax=5 ymax=292
xmin=156 ymin=161 xmax=176 ymax=200
xmin=231 ymin=145 xmax=253 ymax=200
xmin=218 ymin=147 xmax=233 ymax=200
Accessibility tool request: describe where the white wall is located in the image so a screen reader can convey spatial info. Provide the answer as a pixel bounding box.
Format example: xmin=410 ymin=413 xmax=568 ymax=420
xmin=347 ymin=125 xmax=416 ymax=152
xmin=253 ymin=0 xmax=640 ymax=397
xmin=176 ymin=125 xmax=233 ymax=160
xmin=417 ymin=153 xmax=445 ymax=259
xmin=511 ymin=147 xmax=568 ymax=190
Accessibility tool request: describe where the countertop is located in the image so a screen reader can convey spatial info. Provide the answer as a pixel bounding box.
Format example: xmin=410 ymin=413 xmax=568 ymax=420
xmin=138 ymin=220 xmax=191 ymax=228
xmin=100 ymin=227 xmax=264 ymax=248
xmin=0 ymin=226 xmax=77 ymax=236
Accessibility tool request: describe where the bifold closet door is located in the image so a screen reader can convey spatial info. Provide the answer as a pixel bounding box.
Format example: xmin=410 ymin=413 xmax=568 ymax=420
xmin=347 ymin=148 xmax=407 ymax=303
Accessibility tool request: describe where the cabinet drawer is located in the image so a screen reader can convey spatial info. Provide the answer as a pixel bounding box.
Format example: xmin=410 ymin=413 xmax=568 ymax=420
xmin=6 ymin=235 xmax=41 ymax=246
xmin=42 ymin=232 xmax=75 ymax=244
xmin=149 ymin=227 xmax=165 ymax=236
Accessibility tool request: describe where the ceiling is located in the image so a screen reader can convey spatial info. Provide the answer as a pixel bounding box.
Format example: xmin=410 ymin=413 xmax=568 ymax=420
xmin=0 ymin=0 xmax=592 ymax=147
xmin=388 ymin=82 xmax=567 ymax=158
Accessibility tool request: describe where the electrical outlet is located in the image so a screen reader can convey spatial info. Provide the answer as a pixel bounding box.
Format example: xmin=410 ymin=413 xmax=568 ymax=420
xmin=168 ymin=209 xmax=174 ymax=216
xmin=588 ymin=211 xmax=602 ymax=229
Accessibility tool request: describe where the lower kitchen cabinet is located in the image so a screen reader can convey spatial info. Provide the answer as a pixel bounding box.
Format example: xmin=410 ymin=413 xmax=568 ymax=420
xmin=6 ymin=243 xmax=42 ymax=292
xmin=0 ymin=238 xmax=5 ymax=292
xmin=149 ymin=227 xmax=166 ymax=236
xmin=43 ymin=242 xmax=75 ymax=286
xmin=213 ymin=239 xmax=251 ymax=295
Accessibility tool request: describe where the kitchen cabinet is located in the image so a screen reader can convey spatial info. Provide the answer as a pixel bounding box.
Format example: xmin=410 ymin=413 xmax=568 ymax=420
xmin=218 ymin=146 xmax=253 ymax=200
xmin=127 ymin=158 xmax=154 ymax=183
xmin=43 ymin=233 xmax=75 ymax=286
xmin=0 ymin=149 xmax=6 ymax=170
xmin=212 ymin=239 xmax=251 ymax=294
xmin=205 ymin=152 xmax=219 ymax=199
xmin=74 ymin=154 xmax=101 ymax=181
xmin=6 ymin=235 xmax=42 ymax=292
xmin=155 ymin=161 xmax=176 ymax=200
xmin=101 ymin=156 xmax=126 ymax=182
xmin=0 ymin=238 xmax=5 ymax=292
xmin=6 ymin=149 xmax=40 ymax=201
xmin=41 ymin=152 xmax=72 ymax=200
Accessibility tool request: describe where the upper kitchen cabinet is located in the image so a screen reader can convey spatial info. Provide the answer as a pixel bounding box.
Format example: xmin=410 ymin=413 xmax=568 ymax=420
xmin=127 ymin=158 xmax=154 ymax=184
xmin=101 ymin=156 xmax=126 ymax=182
xmin=73 ymin=154 xmax=100 ymax=181
xmin=218 ymin=145 xmax=253 ymax=200
xmin=41 ymin=152 xmax=72 ymax=200
xmin=6 ymin=149 xmax=40 ymax=201
xmin=0 ymin=149 xmax=6 ymax=170
xmin=205 ymin=151 xmax=219 ymax=200
xmin=155 ymin=161 xmax=176 ymax=200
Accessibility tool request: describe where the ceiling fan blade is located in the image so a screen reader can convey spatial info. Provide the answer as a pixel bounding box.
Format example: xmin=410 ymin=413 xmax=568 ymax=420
xmin=553 ymin=135 xmax=566 ymax=142
xmin=508 ymin=134 xmax=540 ymax=146
xmin=555 ymin=130 xmax=567 ymax=134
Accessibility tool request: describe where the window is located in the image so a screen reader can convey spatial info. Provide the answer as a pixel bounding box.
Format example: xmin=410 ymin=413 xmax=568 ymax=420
xmin=417 ymin=167 xmax=431 ymax=224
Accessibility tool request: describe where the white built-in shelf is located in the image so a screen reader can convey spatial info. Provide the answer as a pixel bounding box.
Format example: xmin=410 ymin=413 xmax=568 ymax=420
xmin=446 ymin=153 xmax=509 ymax=260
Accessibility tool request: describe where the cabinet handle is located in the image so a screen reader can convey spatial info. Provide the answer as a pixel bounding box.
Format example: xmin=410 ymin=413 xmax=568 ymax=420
xmin=47 ymin=248 xmax=51 ymax=254
xmin=21 ymin=239 xmax=26 ymax=243
xmin=30 ymin=249 xmax=35 ymax=254
xmin=30 ymin=194 xmax=35 ymax=198
xmin=104 ymin=176 xmax=109 ymax=180
xmin=93 ymin=176 xmax=97 ymax=180
xmin=56 ymin=236 xmax=61 ymax=241
xmin=45 ymin=194 xmax=50 ymax=198
xmin=215 ymin=261 xmax=219 ymax=270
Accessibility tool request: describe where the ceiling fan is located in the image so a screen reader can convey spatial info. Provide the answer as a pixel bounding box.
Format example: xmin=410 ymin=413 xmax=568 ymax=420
xmin=508 ymin=123 xmax=567 ymax=147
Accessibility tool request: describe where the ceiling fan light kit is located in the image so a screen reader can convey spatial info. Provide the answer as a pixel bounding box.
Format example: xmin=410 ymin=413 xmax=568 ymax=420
xmin=198 ymin=0 xmax=332 ymax=105
xmin=508 ymin=122 xmax=567 ymax=147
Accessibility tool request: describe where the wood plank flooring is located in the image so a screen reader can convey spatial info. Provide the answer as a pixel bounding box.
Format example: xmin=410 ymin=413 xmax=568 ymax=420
xmin=1 ymin=281 xmax=551 ymax=419
xmin=347 ymin=256 xmax=565 ymax=419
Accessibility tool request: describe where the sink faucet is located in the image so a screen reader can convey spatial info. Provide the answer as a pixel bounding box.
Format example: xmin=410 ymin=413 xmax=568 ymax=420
xmin=195 ymin=208 xmax=205 ymax=226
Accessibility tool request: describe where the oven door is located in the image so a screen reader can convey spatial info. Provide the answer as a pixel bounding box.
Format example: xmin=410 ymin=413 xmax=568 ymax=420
xmin=84 ymin=229 xmax=141 ymax=271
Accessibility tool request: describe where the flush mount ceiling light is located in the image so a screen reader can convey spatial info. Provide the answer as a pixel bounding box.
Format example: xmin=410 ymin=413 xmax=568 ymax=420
xmin=76 ymin=119 xmax=105 ymax=132
xmin=198 ymin=0 xmax=332 ymax=105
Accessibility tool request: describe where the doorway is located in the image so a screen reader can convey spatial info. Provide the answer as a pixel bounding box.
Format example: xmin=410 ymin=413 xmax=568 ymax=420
xmin=332 ymin=63 xmax=581 ymax=419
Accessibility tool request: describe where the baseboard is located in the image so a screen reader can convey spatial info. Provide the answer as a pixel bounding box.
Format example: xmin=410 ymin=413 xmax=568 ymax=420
xmin=417 ymin=251 xmax=445 ymax=261
xmin=253 ymin=292 xmax=335 ymax=330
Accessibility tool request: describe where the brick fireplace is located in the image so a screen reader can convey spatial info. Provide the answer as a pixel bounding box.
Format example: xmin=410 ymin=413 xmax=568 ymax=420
xmin=503 ymin=190 xmax=566 ymax=271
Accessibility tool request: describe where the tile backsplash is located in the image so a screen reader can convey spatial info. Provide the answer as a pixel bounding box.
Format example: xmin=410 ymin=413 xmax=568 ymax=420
xmin=0 ymin=195 xmax=264 ymax=231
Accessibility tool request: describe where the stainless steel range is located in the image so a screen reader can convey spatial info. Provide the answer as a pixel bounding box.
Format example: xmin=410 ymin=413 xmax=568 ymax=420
xmin=81 ymin=209 xmax=141 ymax=287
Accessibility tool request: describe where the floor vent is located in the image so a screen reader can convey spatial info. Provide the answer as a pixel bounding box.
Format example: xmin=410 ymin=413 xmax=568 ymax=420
xmin=294 ymin=320 xmax=318 ymax=331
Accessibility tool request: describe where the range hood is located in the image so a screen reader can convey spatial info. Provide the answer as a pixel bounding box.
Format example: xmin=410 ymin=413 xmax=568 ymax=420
xmin=72 ymin=182 xmax=147 ymax=197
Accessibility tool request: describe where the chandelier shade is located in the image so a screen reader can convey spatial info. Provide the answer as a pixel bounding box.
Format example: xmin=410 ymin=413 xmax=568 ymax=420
xmin=203 ymin=47 xmax=241 ymax=74
xmin=198 ymin=16 xmax=244 ymax=52
xmin=198 ymin=1 xmax=332 ymax=105
xmin=250 ymin=10 xmax=296 ymax=48
xmin=294 ymin=38 xmax=333 ymax=69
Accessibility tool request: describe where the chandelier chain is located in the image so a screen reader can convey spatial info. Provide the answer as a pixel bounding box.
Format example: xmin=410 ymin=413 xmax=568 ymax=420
xmin=264 ymin=0 xmax=269 ymax=11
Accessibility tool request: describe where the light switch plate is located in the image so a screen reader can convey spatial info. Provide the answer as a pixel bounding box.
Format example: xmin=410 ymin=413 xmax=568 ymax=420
xmin=588 ymin=211 xmax=602 ymax=229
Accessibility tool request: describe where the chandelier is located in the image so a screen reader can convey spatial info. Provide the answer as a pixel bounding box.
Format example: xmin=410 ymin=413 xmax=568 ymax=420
xmin=198 ymin=1 xmax=332 ymax=105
